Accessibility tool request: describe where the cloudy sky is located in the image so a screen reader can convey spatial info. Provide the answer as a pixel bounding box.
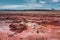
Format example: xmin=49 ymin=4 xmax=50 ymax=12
xmin=0 ymin=0 xmax=60 ymax=10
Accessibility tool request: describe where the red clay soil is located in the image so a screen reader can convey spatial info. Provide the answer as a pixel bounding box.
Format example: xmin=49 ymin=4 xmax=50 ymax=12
xmin=0 ymin=14 xmax=60 ymax=40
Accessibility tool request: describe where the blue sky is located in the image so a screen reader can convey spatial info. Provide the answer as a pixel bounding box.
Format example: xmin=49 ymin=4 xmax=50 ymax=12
xmin=0 ymin=0 xmax=60 ymax=10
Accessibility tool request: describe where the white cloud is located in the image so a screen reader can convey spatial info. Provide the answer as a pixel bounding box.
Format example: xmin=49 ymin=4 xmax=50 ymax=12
xmin=26 ymin=4 xmax=43 ymax=7
xmin=25 ymin=0 xmax=36 ymax=3
xmin=0 ymin=5 xmax=27 ymax=9
xmin=0 ymin=4 xmax=44 ymax=10
xmin=52 ymin=0 xmax=60 ymax=2
xmin=39 ymin=1 xmax=46 ymax=4
xmin=0 ymin=0 xmax=47 ymax=10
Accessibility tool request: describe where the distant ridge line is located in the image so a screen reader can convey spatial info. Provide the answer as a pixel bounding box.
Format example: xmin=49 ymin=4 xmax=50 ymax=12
xmin=0 ymin=9 xmax=58 ymax=11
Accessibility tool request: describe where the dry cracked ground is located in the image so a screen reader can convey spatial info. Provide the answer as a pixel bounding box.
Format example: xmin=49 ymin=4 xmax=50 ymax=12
xmin=0 ymin=11 xmax=60 ymax=40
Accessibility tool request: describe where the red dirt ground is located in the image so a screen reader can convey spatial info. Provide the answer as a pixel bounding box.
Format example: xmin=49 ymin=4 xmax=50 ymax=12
xmin=0 ymin=11 xmax=60 ymax=40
